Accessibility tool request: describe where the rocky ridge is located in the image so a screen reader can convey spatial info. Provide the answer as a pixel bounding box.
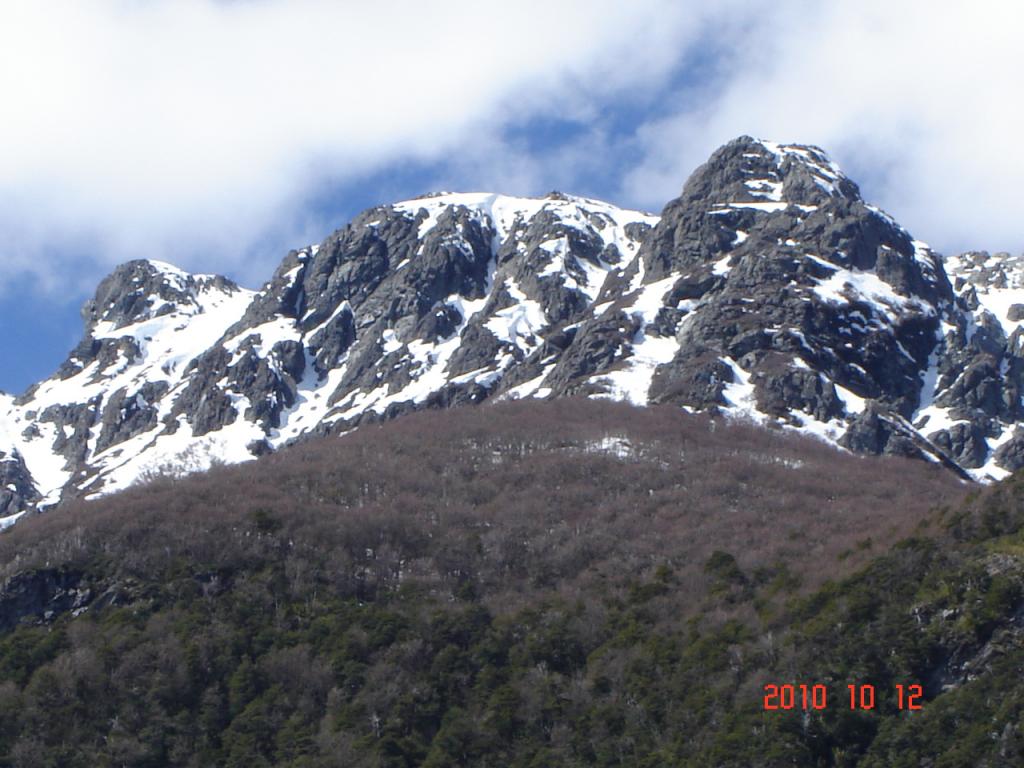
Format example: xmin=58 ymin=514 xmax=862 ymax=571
xmin=2 ymin=136 xmax=1023 ymax=525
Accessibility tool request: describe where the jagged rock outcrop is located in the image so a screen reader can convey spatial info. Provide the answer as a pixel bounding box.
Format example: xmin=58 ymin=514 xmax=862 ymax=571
xmin=0 ymin=569 xmax=90 ymax=632
xmin=0 ymin=567 xmax=154 ymax=630
xmin=0 ymin=449 xmax=38 ymax=522
xmin=3 ymin=137 xmax=1024 ymax=525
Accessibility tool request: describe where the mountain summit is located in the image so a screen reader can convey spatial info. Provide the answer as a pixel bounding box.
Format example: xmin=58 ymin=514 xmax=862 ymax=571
xmin=2 ymin=136 xmax=1023 ymax=524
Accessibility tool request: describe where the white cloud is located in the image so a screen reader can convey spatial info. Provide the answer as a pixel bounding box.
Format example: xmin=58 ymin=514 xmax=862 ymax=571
xmin=0 ymin=0 xmax=720 ymax=290
xmin=623 ymin=1 xmax=1024 ymax=256
xmin=3 ymin=0 xmax=1021 ymax=303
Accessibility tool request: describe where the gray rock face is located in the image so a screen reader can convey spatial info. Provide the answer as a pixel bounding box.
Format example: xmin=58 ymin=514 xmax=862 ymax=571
xmin=993 ymin=429 xmax=1024 ymax=472
xmin=95 ymin=382 xmax=170 ymax=454
xmin=0 ymin=450 xmax=39 ymax=519
xmin=0 ymin=569 xmax=90 ymax=633
xmin=556 ymin=137 xmax=956 ymax=468
xmin=5 ymin=136 xmax=1024 ymax=524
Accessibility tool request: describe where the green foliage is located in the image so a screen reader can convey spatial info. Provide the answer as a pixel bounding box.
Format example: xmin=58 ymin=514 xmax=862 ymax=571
xmin=250 ymin=508 xmax=283 ymax=536
xmin=0 ymin=624 xmax=66 ymax=687
xmin=704 ymin=550 xmax=745 ymax=583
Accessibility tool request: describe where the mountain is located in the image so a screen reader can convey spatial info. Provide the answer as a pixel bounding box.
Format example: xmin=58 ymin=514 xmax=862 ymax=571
xmin=3 ymin=135 xmax=1024 ymax=525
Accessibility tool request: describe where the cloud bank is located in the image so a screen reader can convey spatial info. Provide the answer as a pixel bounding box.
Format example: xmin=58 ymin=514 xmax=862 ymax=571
xmin=0 ymin=0 xmax=717 ymax=288
xmin=1 ymin=0 xmax=1021 ymax=297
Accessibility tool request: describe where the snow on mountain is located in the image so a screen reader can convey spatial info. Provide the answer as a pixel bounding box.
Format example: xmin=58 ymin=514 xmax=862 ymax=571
xmin=945 ymin=251 xmax=1024 ymax=336
xmin=3 ymin=262 xmax=255 ymax=507
xmin=5 ymin=137 xmax=1024 ymax=524
xmin=2 ymin=192 xmax=659 ymax=515
xmin=915 ymin=250 xmax=1024 ymax=481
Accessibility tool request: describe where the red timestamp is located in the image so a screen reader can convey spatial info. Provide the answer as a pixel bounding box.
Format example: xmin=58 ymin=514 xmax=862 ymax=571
xmin=763 ymin=683 xmax=923 ymax=711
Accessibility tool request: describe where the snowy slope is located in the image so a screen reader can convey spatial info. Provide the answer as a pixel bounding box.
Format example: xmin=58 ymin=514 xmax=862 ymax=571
xmin=3 ymin=263 xmax=255 ymax=507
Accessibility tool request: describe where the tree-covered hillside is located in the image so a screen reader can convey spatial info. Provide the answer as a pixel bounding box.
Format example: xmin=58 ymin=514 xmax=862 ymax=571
xmin=5 ymin=400 xmax=1020 ymax=767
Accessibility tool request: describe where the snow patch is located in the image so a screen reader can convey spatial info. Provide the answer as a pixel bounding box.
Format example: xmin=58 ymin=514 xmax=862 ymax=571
xmin=720 ymin=357 xmax=765 ymax=423
xmin=712 ymin=254 xmax=733 ymax=276
xmin=813 ymin=268 xmax=934 ymax=323
xmin=590 ymin=276 xmax=681 ymax=406
xmin=485 ymin=280 xmax=547 ymax=350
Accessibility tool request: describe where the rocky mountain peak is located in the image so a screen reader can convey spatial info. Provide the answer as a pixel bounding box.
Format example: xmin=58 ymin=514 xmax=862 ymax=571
xmin=638 ymin=137 xmax=949 ymax=308
xmin=6 ymin=137 xmax=1024 ymax=528
xmin=81 ymin=259 xmax=242 ymax=335
xmin=679 ymin=135 xmax=861 ymax=212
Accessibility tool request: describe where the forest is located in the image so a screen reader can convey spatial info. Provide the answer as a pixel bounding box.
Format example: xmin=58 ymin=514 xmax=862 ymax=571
xmin=0 ymin=399 xmax=1020 ymax=767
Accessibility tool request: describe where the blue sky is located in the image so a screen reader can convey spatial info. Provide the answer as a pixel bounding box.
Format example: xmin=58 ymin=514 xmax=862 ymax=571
xmin=2 ymin=1 xmax=1023 ymax=395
